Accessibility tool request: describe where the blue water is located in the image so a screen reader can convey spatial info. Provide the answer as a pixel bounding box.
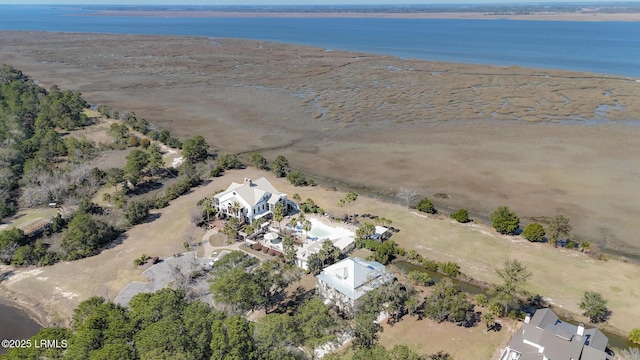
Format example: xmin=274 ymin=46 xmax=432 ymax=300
xmin=1 ymin=5 xmax=639 ymax=77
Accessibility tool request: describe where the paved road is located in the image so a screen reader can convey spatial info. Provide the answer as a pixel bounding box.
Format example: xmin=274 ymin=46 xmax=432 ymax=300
xmin=114 ymin=232 xmax=247 ymax=307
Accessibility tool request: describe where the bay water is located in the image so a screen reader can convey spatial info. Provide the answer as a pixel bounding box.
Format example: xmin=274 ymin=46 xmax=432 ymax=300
xmin=0 ymin=5 xmax=639 ymax=77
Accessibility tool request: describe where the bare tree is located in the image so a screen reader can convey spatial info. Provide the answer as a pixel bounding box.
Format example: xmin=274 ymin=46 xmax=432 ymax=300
xmin=189 ymin=208 xmax=204 ymax=226
xmin=169 ymin=263 xmax=187 ymax=291
xmin=397 ymin=187 xmax=419 ymax=209
xmin=183 ymin=226 xmax=197 ymax=248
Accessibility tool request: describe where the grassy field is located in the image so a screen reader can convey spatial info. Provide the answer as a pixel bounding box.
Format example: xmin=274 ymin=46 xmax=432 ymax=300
xmin=377 ymin=315 xmax=516 ymax=359
xmin=236 ymin=168 xmax=640 ymax=337
xmin=2 ymin=168 xmax=638 ymax=349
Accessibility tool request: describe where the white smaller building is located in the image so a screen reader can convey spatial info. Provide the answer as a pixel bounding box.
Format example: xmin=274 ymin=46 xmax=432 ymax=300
xmin=316 ymin=257 xmax=393 ymax=316
xmin=214 ymin=177 xmax=289 ymax=224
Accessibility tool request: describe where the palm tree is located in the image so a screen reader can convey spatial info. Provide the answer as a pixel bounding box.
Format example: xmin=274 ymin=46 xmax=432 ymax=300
xmin=230 ymin=201 xmax=242 ymax=222
xmin=292 ymin=193 xmax=301 ymax=208
xmin=302 ymin=219 xmax=312 ymax=239
xmin=273 ymin=202 xmax=284 ymax=231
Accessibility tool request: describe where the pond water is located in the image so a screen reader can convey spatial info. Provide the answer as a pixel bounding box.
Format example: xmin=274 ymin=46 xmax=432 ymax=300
xmin=394 ymin=260 xmax=485 ymax=295
xmin=0 ymin=295 xmax=42 ymax=355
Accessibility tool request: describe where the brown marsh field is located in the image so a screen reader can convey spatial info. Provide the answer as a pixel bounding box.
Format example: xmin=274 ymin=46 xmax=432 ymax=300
xmin=1 ymin=31 xmax=640 ymax=257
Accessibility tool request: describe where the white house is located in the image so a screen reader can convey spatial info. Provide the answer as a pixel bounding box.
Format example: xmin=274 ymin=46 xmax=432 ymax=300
xmin=214 ymin=177 xmax=290 ymax=224
xmin=499 ymin=308 xmax=612 ymax=360
xmin=316 ymin=257 xmax=393 ymax=316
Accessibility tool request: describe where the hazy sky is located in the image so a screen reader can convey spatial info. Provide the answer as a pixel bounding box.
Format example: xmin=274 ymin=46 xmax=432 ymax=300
xmin=0 ymin=0 xmax=617 ymax=4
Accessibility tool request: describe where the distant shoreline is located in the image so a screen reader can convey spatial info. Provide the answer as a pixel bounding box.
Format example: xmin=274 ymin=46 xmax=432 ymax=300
xmin=82 ymin=10 xmax=640 ymax=22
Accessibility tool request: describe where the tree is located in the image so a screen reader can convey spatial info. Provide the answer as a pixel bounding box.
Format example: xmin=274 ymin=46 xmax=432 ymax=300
xmin=178 ymin=159 xmax=201 ymax=186
xmin=522 ymin=223 xmax=545 ymax=242
xmin=62 ymin=212 xmax=119 ymax=260
xmin=248 ymin=152 xmax=269 ymax=170
xmin=306 ymin=253 xmax=323 ymax=275
xmin=181 ymin=135 xmax=209 ymax=163
xmin=273 ymin=201 xmax=285 ymax=230
xmin=547 ymin=215 xmax=572 ymax=245
xmin=629 ymin=328 xmax=640 ymax=345
xmin=423 ymin=278 xmax=474 ymax=325
xmin=105 ymin=167 xmax=124 ymax=192
xmin=295 ymin=298 xmax=338 ymax=350
xmin=147 ymin=145 xmax=164 ymax=175
xmin=302 ymin=219 xmax=312 ymax=238
xmin=490 ymin=206 xmax=519 ymax=235
xmin=282 ymin=235 xmax=297 ymax=264
xmin=254 ymin=313 xmax=299 ymax=355
xmin=491 ymin=259 xmax=532 ymax=317
xmin=408 ymin=271 xmax=433 ymax=286
xmin=396 ymin=187 xmax=419 ymax=209
xmin=338 ymin=192 xmax=358 ymax=218
xmin=221 ymin=217 xmax=240 ymax=243
xmin=356 ymin=222 xmax=376 ymax=241
xmin=415 ymin=197 xmax=436 ymax=214
xmin=450 ymin=208 xmax=470 ymax=223
xmin=579 ymin=291 xmax=610 ymax=323
xmin=317 ymin=240 xmax=341 ymax=268
xmin=374 ymin=240 xmax=397 ymax=265
xmin=123 ymin=148 xmax=149 ymax=186
xmin=124 ymin=200 xmax=150 ymax=226
xmin=286 ymin=169 xmax=307 ymax=186
xmin=292 ymin=193 xmax=301 ymax=207
xmin=217 ymin=152 xmax=242 ymax=170
xmin=271 ymin=155 xmax=290 ymax=178
xmin=210 ymin=267 xmax=262 ymax=312
xmin=482 ymin=312 xmax=496 ymax=331
xmin=352 ymin=312 xmax=382 ymax=349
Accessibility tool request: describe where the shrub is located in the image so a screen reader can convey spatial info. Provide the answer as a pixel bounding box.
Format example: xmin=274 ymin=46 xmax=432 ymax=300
xmin=210 ymin=165 xmax=224 ymax=177
xmin=415 ymin=197 xmax=436 ymax=214
xmin=124 ymin=200 xmax=151 ymax=226
xmin=508 ymin=309 xmax=525 ymax=320
xmin=134 ymin=254 xmax=149 ymax=266
xmin=217 ymin=153 xmax=242 ymax=169
xmin=286 ymin=169 xmax=307 ymax=186
xmin=421 ymin=259 xmax=439 ymax=272
xmin=408 ymin=271 xmax=434 ymax=286
xmin=474 ymin=294 xmax=488 ymax=307
xmin=522 ymin=223 xmax=545 ymax=242
xmin=440 ymin=262 xmax=460 ymax=277
xmin=490 ymin=206 xmax=520 ymax=235
xmin=450 ymin=208 xmax=470 ymax=223
xmin=629 ymin=328 xmax=640 ymax=345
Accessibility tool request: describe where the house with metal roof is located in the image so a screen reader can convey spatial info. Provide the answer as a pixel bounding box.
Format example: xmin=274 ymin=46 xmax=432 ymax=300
xmin=499 ymin=308 xmax=612 ymax=360
xmin=214 ymin=177 xmax=290 ymax=224
xmin=316 ymin=257 xmax=393 ymax=316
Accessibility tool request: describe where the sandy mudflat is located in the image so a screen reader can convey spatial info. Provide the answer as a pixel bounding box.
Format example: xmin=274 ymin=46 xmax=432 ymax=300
xmin=86 ymin=10 xmax=640 ymax=22
xmin=1 ymin=31 xmax=639 ymax=254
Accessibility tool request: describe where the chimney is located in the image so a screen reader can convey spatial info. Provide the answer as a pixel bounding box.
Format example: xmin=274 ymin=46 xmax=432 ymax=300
xmin=577 ymin=323 xmax=585 ymax=336
xmin=524 ymin=314 xmax=531 ymax=324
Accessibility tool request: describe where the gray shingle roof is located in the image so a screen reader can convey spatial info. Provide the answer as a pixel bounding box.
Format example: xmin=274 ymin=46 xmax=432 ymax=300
xmin=504 ymin=308 xmax=612 ymax=360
